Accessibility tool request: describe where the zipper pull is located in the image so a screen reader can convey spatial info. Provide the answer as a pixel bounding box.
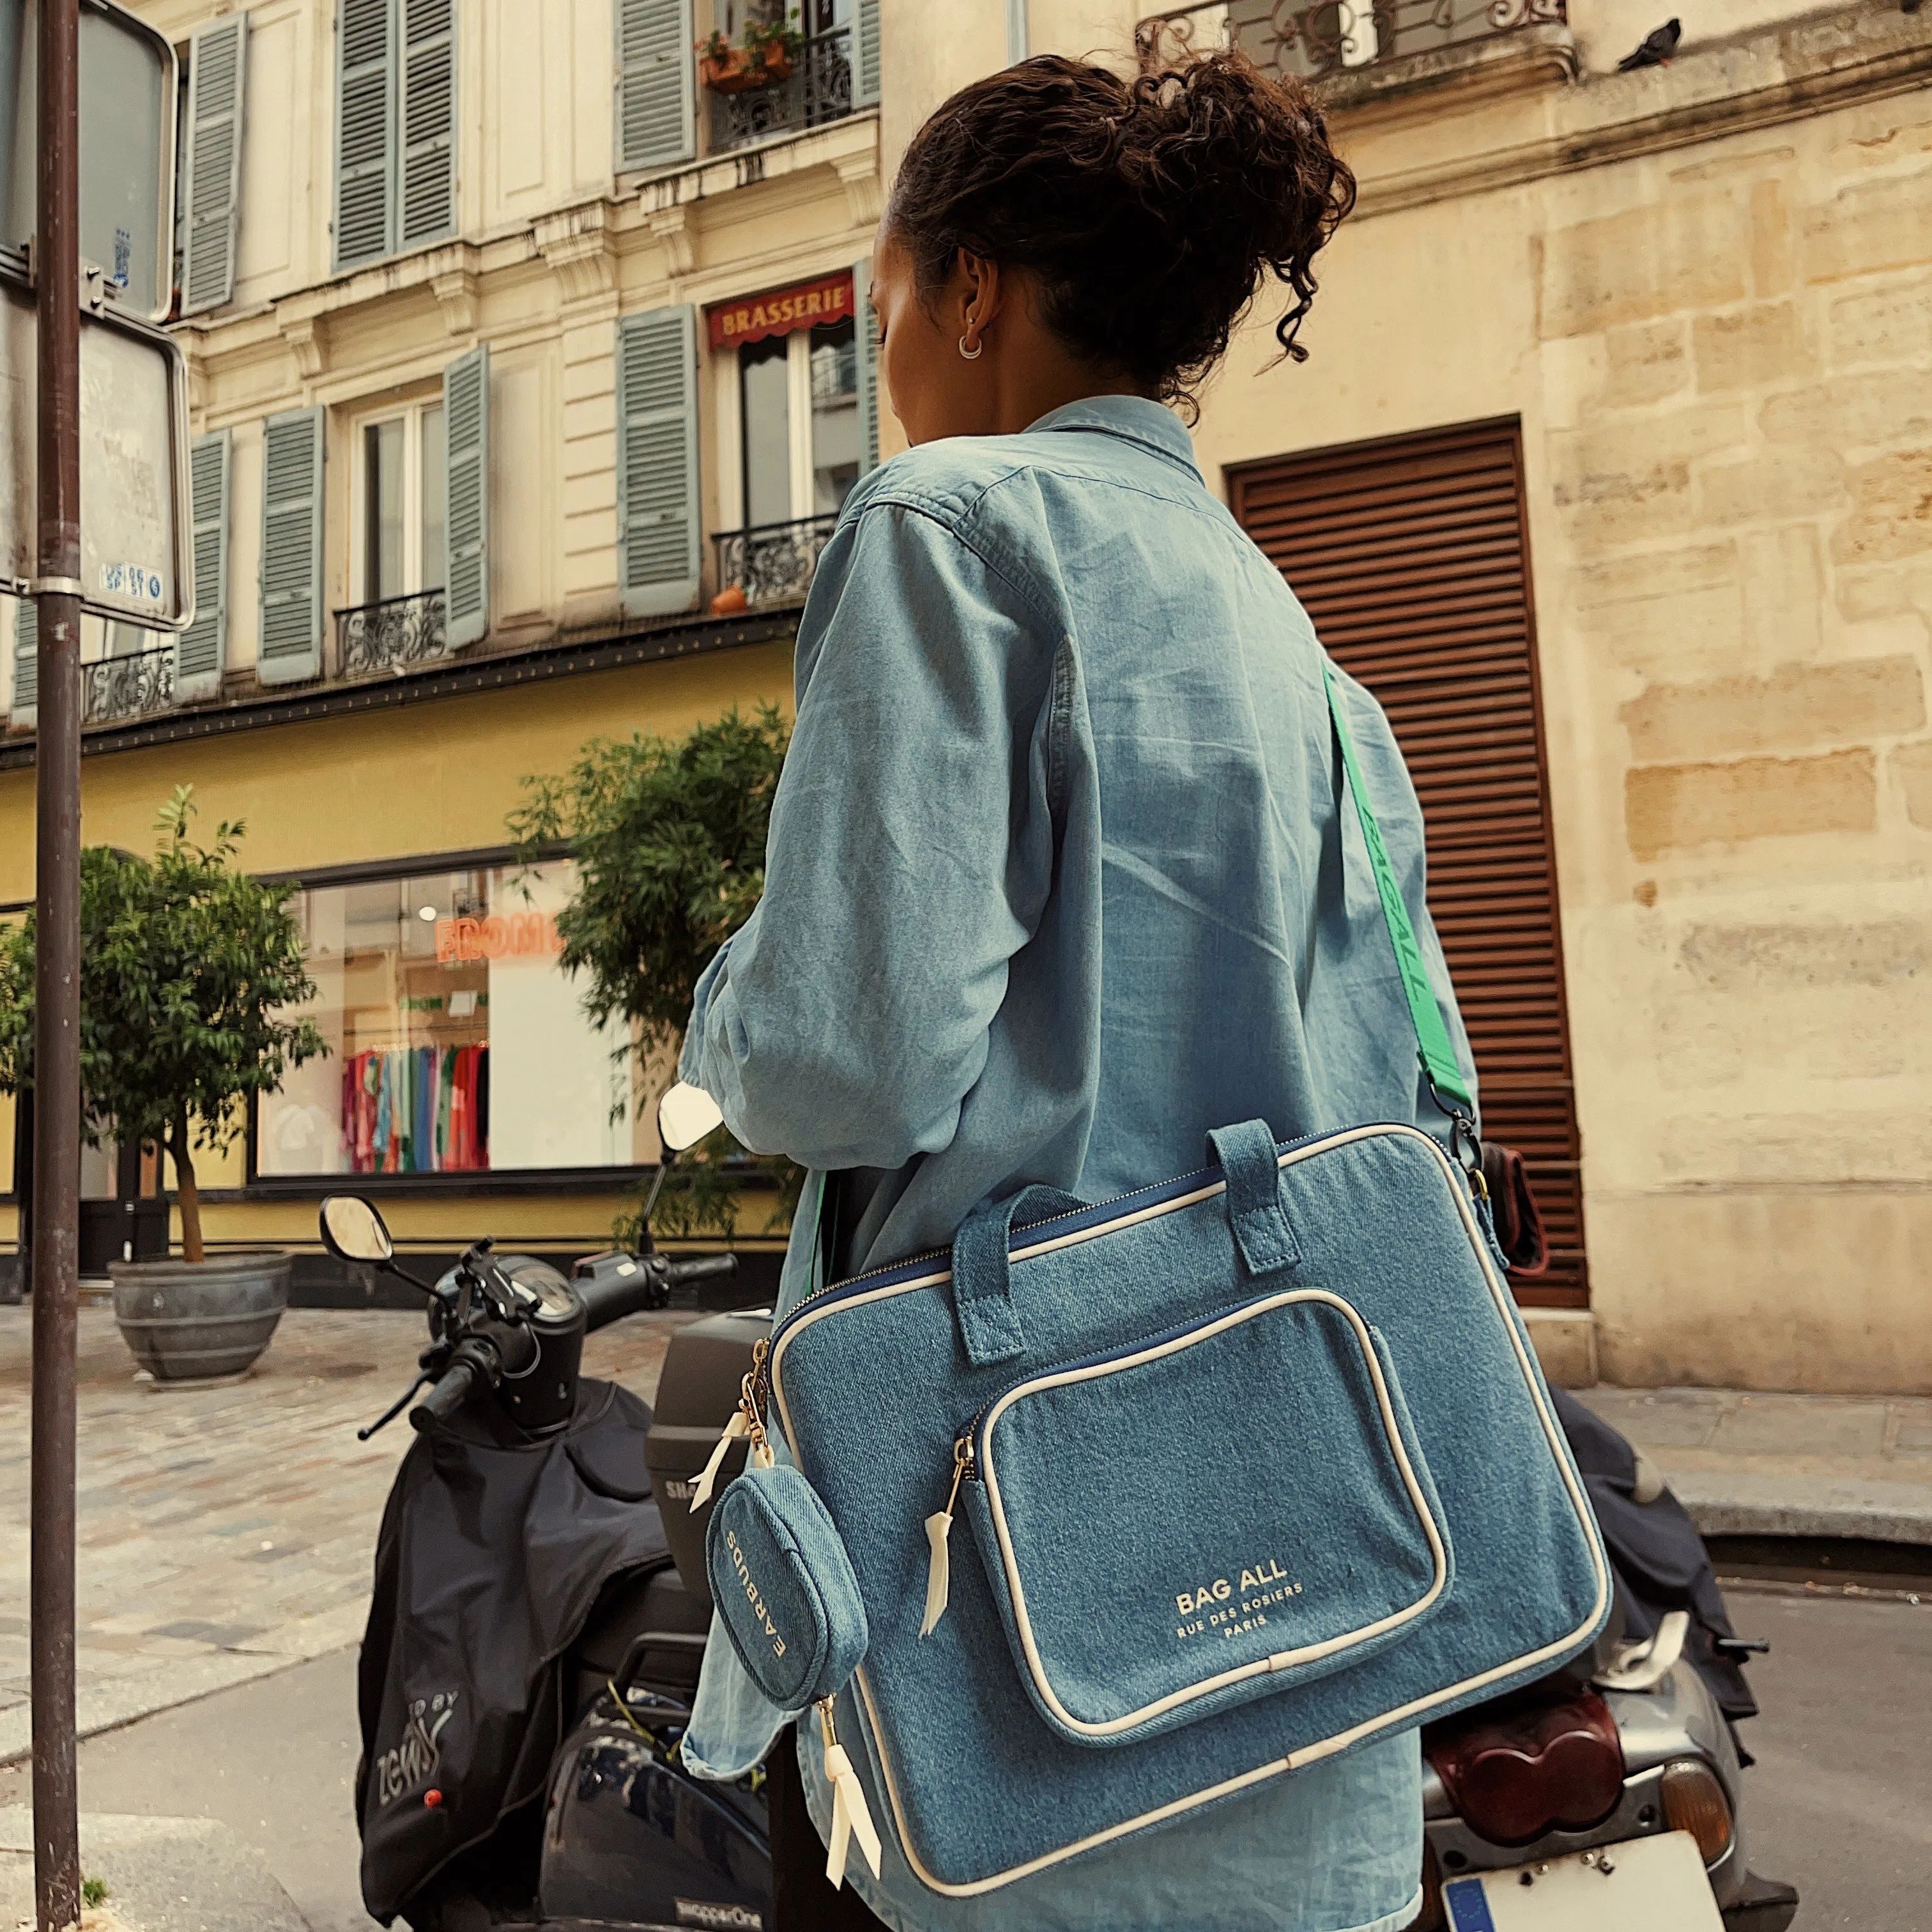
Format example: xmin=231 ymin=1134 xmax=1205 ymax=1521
xmin=689 ymin=1408 xmax=748 ymax=1512
xmin=818 ymin=1695 xmax=882 ymax=1889
xmin=920 ymin=1438 xmax=974 ymax=1638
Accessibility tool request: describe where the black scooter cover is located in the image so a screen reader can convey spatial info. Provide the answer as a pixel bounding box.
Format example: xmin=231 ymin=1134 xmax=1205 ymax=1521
xmin=356 ymin=1376 xmax=671 ymax=1925
xmin=1552 ymin=1386 xmax=1758 ymax=1720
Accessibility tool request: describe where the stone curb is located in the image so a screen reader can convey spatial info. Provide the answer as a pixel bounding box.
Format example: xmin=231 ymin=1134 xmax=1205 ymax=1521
xmin=0 ymin=1809 xmax=308 ymax=1932
xmin=1671 ymin=1470 xmax=1932 ymax=1549
xmin=0 ymin=1601 xmax=367 ymax=1768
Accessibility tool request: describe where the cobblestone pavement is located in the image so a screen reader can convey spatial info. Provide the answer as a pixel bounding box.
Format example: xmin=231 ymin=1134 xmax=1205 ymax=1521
xmin=0 ymin=1305 xmax=694 ymax=1763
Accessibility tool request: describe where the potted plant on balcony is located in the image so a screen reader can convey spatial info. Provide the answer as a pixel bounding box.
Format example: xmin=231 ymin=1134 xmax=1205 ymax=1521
xmin=696 ymin=14 xmax=802 ymax=93
xmin=0 ymin=787 xmax=325 ymax=1382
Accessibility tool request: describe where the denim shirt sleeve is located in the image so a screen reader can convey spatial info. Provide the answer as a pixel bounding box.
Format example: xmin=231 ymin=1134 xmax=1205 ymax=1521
xmin=681 ymin=500 xmax=1064 ymax=1170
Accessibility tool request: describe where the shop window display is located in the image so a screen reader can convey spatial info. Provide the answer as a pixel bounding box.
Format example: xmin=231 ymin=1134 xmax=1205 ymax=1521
xmin=256 ymin=861 xmax=637 ymax=1177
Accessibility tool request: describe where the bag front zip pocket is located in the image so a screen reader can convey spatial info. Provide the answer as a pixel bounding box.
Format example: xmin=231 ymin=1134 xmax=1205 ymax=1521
xmin=944 ymin=1287 xmax=1453 ymax=1750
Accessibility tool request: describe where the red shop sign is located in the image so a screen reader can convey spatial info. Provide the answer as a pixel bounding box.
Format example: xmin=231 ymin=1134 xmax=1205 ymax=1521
xmin=436 ymin=912 xmax=565 ymax=963
xmin=707 ymin=270 xmax=854 ymax=349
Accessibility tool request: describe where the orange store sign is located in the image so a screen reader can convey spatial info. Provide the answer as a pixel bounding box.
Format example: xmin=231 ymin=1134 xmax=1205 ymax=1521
xmin=436 ymin=912 xmax=565 ymax=963
xmin=707 ymin=271 xmax=854 ymax=349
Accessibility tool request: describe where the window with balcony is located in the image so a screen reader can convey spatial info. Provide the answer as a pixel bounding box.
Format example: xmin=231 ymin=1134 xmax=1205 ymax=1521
xmin=341 ymin=397 xmax=450 ymax=677
xmin=616 ymin=0 xmax=878 ymax=176
xmin=709 ymin=270 xmax=870 ymax=608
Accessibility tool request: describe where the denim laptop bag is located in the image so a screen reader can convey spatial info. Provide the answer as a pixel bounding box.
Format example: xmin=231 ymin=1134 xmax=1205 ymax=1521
xmin=704 ymin=668 xmax=1611 ymax=1897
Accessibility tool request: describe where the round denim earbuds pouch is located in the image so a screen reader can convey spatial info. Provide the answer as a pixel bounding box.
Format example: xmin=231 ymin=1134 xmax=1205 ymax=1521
xmin=706 ymin=1460 xmax=870 ymax=1711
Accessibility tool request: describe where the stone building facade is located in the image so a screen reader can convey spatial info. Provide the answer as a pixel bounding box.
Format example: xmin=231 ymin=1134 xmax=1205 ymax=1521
xmin=1 ymin=0 xmax=1926 ymax=1390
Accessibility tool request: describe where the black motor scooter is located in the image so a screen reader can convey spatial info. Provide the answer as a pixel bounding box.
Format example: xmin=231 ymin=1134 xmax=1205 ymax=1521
xmin=327 ymin=1083 xmax=779 ymax=1932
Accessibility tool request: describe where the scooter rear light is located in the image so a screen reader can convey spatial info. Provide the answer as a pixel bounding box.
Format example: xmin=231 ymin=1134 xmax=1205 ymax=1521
xmin=1660 ymin=1758 xmax=1733 ymax=1863
xmin=1426 ymin=1690 xmax=1624 ymax=1848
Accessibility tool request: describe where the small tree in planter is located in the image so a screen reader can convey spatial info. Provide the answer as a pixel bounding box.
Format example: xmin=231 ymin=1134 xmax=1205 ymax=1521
xmin=509 ymin=704 xmax=799 ymax=1245
xmin=0 ymin=790 xmax=324 ymax=1376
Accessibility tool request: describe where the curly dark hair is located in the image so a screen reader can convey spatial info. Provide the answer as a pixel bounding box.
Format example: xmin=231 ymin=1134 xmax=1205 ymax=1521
xmin=884 ymin=50 xmax=1357 ymax=416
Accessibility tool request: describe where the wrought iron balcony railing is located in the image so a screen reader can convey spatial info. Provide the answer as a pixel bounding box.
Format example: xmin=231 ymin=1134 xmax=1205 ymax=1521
xmin=712 ymin=514 xmax=839 ymax=608
xmin=1137 ymin=0 xmax=1566 ymax=83
xmin=335 ymin=589 xmax=450 ymax=679
xmin=83 ymin=645 xmax=176 ymax=727
xmin=706 ymin=26 xmax=854 ymax=155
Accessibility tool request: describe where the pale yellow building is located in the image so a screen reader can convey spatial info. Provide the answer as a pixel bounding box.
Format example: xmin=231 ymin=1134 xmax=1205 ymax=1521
xmin=1 ymin=0 xmax=1927 ymax=1391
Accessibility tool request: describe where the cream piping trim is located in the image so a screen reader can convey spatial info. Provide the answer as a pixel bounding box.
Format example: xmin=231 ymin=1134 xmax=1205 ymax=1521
xmin=979 ymin=1287 xmax=1449 ymax=1739
xmin=769 ymin=1121 xmax=1611 ymax=1899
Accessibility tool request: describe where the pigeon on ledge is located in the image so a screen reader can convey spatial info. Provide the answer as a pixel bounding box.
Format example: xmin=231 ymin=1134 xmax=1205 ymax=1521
xmin=1618 ymin=17 xmax=1682 ymax=69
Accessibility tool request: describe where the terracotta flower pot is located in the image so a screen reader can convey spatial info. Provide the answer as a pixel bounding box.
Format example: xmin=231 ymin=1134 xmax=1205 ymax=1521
xmin=710 ymin=583 xmax=749 ymax=615
xmin=700 ymin=45 xmax=793 ymax=93
xmin=109 ymin=1250 xmax=293 ymax=1383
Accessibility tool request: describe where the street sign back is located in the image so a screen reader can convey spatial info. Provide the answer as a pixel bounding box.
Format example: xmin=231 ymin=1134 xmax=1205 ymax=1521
xmin=0 ymin=262 xmax=191 ymax=628
xmin=0 ymin=0 xmax=174 ymax=321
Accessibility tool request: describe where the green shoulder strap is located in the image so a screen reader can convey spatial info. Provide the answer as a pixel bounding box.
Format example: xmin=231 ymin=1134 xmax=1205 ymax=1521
xmin=1322 ymin=663 xmax=1475 ymax=1119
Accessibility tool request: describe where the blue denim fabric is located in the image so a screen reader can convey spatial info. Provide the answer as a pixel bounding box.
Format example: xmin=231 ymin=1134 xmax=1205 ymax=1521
xmin=679 ymin=396 xmax=1486 ymax=1929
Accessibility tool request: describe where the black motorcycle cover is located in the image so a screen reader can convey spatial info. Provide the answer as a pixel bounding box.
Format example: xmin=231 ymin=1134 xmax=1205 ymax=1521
xmin=356 ymin=1376 xmax=672 ymax=1925
xmin=1551 ymin=1387 xmax=1758 ymax=1720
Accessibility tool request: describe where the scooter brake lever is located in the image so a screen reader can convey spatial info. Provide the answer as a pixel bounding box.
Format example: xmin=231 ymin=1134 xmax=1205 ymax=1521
xmin=358 ymin=1370 xmax=433 ymax=1441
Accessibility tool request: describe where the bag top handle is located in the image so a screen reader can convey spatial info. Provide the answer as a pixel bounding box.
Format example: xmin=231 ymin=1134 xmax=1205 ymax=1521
xmin=1322 ymin=663 xmax=1475 ymax=1122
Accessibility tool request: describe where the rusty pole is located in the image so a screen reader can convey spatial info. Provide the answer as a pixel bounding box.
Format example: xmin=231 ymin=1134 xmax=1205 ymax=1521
xmin=31 ymin=0 xmax=84 ymax=1925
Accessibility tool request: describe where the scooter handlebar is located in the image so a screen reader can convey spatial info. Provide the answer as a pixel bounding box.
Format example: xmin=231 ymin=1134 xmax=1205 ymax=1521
xmin=664 ymin=1254 xmax=737 ymax=1285
xmin=410 ymin=1342 xmax=495 ymax=1431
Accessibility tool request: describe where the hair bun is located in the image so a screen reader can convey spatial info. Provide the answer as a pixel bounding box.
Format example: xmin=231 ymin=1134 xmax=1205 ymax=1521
xmin=886 ymin=50 xmax=1356 ymax=410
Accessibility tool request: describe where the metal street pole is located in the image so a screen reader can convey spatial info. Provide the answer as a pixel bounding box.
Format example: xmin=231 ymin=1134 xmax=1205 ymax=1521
xmin=31 ymin=0 xmax=84 ymax=1924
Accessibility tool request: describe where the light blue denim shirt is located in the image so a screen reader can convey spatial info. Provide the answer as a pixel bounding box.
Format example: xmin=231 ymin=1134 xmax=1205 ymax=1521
xmin=678 ymin=395 xmax=1477 ymax=1932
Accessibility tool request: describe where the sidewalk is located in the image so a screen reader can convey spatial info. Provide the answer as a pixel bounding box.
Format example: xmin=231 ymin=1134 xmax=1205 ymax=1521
xmin=1575 ymin=1385 xmax=1932 ymax=1547
xmin=0 ymin=1303 xmax=691 ymax=1768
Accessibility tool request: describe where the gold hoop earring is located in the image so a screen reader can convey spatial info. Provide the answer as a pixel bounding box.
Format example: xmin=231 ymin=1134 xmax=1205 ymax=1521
xmin=958 ymin=334 xmax=983 ymax=361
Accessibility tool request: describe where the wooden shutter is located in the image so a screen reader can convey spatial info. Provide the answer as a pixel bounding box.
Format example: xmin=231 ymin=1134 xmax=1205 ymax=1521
xmin=854 ymin=0 xmax=882 ymax=108
xmin=615 ymin=0 xmax=694 ymax=174
xmin=399 ymin=0 xmax=456 ymax=248
xmin=616 ymin=305 xmax=700 ymax=618
xmin=443 ymin=344 xmax=489 ymax=648
xmin=335 ymin=0 xmax=395 ymax=268
xmin=181 ymin=14 xmax=247 ymax=315
xmin=258 ymin=407 xmax=325 ymax=686
xmin=1230 ymin=420 xmax=1588 ymax=1309
xmin=854 ymin=256 xmax=880 ymax=476
xmin=10 ymin=599 xmax=35 ymax=726
xmin=175 ymin=431 xmax=230 ymax=700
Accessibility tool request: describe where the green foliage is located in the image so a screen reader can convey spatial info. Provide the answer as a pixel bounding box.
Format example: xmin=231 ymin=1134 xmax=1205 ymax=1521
xmin=82 ymin=1877 xmax=109 ymax=1910
xmin=0 ymin=788 xmax=325 ymax=1261
xmin=509 ymin=707 xmax=799 ymax=1243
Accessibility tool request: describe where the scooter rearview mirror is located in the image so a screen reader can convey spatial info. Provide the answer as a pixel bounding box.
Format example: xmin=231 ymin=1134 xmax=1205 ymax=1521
xmin=658 ymin=1082 xmax=725 ymax=1154
xmin=319 ymin=1194 xmax=397 ymax=1266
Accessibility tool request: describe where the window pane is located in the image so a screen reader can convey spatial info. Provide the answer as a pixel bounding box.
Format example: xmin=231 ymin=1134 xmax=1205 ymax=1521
xmin=365 ymin=418 xmax=406 ymax=602
xmin=740 ymin=336 xmax=792 ymax=529
xmin=257 ymin=862 xmax=636 ymax=1176
xmin=420 ymin=401 xmax=446 ymax=592
xmin=809 ymin=317 xmax=859 ymax=516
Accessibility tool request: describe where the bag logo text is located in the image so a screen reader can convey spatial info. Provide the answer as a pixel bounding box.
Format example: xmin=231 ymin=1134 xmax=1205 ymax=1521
xmin=1174 ymin=1558 xmax=1304 ymax=1641
xmin=724 ymin=1528 xmax=788 ymax=1658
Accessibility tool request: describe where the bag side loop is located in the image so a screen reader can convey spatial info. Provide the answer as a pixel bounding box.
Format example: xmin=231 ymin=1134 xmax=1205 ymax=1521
xmin=949 ymin=1184 xmax=1087 ymax=1367
xmin=1208 ymin=1119 xmax=1300 ymax=1278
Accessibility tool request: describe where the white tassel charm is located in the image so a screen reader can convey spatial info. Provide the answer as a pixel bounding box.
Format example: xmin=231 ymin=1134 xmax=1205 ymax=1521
xmin=688 ymin=1409 xmax=747 ymax=1512
xmin=920 ymin=1437 xmax=974 ymax=1637
xmin=818 ymin=1698 xmax=883 ymax=1889
xmin=921 ymin=1512 xmax=953 ymax=1637
xmin=689 ymin=1340 xmax=774 ymax=1512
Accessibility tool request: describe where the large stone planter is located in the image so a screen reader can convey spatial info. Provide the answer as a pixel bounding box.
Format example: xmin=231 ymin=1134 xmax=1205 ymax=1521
xmin=109 ymin=1251 xmax=293 ymax=1383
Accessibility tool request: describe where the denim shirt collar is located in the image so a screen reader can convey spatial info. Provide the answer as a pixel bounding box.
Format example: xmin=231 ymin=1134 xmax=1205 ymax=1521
xmin=1026 ymin=395 xmax=1202 ymax=482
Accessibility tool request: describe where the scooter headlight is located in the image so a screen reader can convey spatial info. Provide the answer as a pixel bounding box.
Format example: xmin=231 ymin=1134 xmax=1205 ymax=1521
xmin=1659 ymin=1758 xmax=1733 ymax=1864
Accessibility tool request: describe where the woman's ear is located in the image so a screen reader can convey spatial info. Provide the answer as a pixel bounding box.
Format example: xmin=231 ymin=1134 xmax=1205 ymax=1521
xmin=956 ymin=250 xmax=1004 ymax=355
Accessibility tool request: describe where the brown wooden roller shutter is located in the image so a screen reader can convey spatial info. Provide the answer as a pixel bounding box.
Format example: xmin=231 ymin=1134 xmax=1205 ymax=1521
xmin=1230 ymin=418 xmax=1587 ymax=1309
